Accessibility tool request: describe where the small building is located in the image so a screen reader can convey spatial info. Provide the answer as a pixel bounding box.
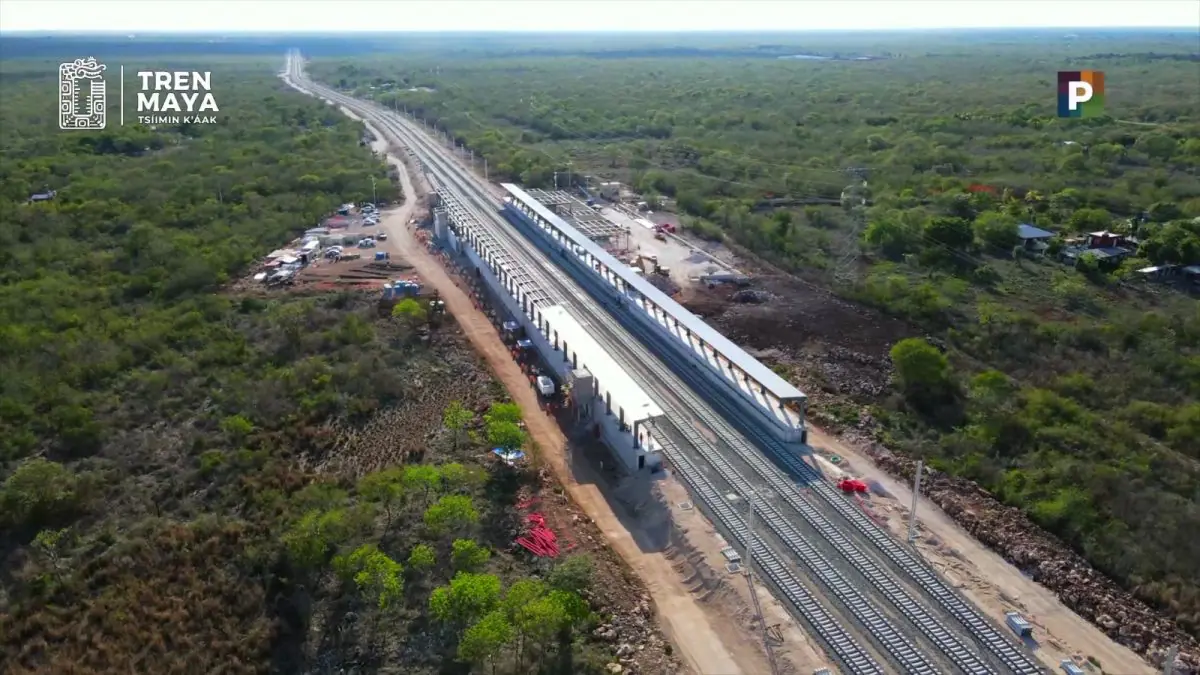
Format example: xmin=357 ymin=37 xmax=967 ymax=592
xmin=1184 ymin=265 xmax=1200 ymax=287
xmin=1081 ymin=246 xmax=1132 ymax=265
xmin=1135 ymin=264 xmax=1180 ymax=281
xmin=1017 ymin=223 xmax=1055 ymax=250
xmin=598 ymin=182 xmax=621 ymax=201
xmin=1086 ymin=230 xmax=1127 ymax=249
xmin=29 ymin=190 xmax=57 ymax=202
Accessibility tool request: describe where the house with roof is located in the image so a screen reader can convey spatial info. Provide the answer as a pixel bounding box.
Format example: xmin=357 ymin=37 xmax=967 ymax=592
xmin=1059 ymin=229 xmax=1137 ymax=268
xmin=1016 ymin=223 xmax=1055 ymax=251
xmin=28 ymin=190 xmax=57 ymax=203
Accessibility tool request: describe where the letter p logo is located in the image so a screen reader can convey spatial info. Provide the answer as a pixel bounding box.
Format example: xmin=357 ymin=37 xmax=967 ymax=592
xmin=1068 ymin=81 xmax=1092 ymax=110
xmin=1058 ymin=70 xmax=1105 ymax=118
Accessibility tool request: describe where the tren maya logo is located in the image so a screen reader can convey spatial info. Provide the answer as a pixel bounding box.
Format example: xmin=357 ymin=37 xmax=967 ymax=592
xmin=1058 ymin=70 xmax=1105 ymax=118
xmin=58 ymin=56 xmax=221 ymax=130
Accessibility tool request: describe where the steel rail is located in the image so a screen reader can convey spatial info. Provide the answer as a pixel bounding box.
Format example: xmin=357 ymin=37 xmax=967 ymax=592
xmin=285 ymin=57 xmax=893 ymax=674
xmin=288 ymin=52 xmax=1042 ymax=675
xmin=388 ymin=116 xmax=943 ymax=674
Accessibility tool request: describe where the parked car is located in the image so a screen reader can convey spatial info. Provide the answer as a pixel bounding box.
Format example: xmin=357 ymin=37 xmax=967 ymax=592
xmin=377 ymin=233 xmax=388 ymax=240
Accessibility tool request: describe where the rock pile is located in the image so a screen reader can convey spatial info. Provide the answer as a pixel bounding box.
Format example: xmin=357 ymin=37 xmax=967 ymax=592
xmin=848 ymin=432 xmax=1200 ymax=674
xmin=588 ymin=594 xmax=679 ymax=675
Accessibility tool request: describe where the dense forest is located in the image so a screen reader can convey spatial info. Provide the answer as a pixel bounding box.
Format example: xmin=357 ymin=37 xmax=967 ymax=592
xmin=0 ymin=56 xmax=633 ymax=673
xmin=309 ymin=32 xmax=1200 ymax=638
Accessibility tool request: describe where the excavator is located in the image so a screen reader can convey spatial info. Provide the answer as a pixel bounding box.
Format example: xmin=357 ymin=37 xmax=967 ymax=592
xmin=630 ymin=253 xmax=670 ymax=278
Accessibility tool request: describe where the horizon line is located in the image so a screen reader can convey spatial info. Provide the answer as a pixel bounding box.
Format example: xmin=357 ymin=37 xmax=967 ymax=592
xmin=3 ymin=26 xmax=1199 ymax=36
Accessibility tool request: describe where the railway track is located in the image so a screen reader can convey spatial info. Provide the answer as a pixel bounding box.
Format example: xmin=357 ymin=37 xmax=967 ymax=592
xmin=286 ymin=51 xmax=1045 ymax=675
xmin=286 ymin=54 xmax=893 ymax=673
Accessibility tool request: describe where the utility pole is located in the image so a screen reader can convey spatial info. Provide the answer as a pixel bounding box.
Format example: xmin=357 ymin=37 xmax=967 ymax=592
xmin=370 ymin=175 xmax=377 ymax=206
xmin=744 ymin=490 xmax=756 ymax=576
xmin=907 ymin=460 xmax=924 ymax=544
xmin=484 ymin=158 xmax=488 ymax=182
xmin=743 ymin=489 xmax=781 ymax=675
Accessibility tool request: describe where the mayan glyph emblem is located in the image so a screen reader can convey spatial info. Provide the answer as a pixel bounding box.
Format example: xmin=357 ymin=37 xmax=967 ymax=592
xmin=59 ymin=57 xmax=108 ymax=130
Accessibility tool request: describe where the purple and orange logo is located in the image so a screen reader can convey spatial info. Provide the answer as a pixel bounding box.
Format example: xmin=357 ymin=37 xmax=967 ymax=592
xmin=1058 ymin=71 xmax=1104 ymax=118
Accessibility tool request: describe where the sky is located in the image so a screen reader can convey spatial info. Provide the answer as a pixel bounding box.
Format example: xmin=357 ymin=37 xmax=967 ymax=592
xmin=2 ymin=0 xmax=1199 ymax=33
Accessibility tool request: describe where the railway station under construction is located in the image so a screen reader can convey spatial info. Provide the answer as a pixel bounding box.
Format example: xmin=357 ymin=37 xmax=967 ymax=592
xmin=432 ymin=194 xmax=665 ymax=473
xmin=501 ymin=183 xmax=808 ymax=444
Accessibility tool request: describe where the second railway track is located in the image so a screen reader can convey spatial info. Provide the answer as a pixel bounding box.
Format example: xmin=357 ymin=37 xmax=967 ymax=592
xmin=286 ymin=51 xmax=1046 ymax=675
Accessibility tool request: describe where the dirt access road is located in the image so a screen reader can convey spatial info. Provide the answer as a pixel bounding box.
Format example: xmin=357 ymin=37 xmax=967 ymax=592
xmin=342 ymin=101 xmax=1152 ymax=673
xmin=349 ymin=114 xmax=760 ymax=675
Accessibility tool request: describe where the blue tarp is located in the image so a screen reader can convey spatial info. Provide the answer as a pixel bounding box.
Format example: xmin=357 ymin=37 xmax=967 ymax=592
xmin=492 ymin=448 xmax=525 ymax=463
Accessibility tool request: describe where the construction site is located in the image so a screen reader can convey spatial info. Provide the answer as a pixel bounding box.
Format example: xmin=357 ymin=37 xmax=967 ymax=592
xmin=285 ymin=50 xmax=1195 ymax=675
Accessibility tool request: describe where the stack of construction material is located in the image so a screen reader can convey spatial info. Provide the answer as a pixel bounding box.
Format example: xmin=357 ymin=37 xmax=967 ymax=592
xmin=515 ymin=513 xmax=559 ymax=557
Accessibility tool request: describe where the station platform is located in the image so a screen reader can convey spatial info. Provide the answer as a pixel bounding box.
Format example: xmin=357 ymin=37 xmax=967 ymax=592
xmin=501 ymin=183 xmax=807 ymax=443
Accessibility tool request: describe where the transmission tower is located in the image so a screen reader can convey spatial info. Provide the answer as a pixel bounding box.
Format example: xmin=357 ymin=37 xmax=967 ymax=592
xmin=833 ymin=167 xmax=870 ymax=284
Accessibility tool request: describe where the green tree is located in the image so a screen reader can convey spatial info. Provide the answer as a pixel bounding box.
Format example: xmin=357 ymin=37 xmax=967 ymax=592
xmin=441 ymin=462 xmax=484 ymax=492
xmin=972 ymin=211 xmax=1020 ymax=251
xmin=283 ymin=509 xmax=350 ymax=568
xmin=1068 ymin=207 xmax=1111 ymax=232
xmin=968 ymin=369 xmax=1014 ymax=412
xmin=408 ymin=543 xmax=436 ymax=574
xmin=403 ymin=464 xmax=442 ymax=503
xmin=458 ymin=609 xmax=513 ymax=672
xmin=0 ymin=458 xmax=82 ymax=527
xmin=484 ymin=402 xmax=522 ymax=425
xmin=1140 ymin=221 xmax=1200 ymax=265
xmin=1137 ymin=133 xmax=1177 ymax=160
xmin=1167 ymin=403 xmax=1200 ymax=459
xmin=923 ymin=216 xmax=974 ymax=250
xmin=451 ymin=538 xmax=492 ymax=572
xmin=32 ymin=528 xmax=72 ymax=580
xmin=430 ymin=571 xmax=503 ymax=629
xmin=443 ymin=400 xmax=473 ymax=450
xmin=501 ymin=578 xmax=547 ymax=670
xmin=890 ymin=338 xmax=957 ymax=413
xmin=424 ymin=494 xmax=479 ymax=535
xmin=333 ymin=543 xmax=405 ymax=609
xmin=547 ymin=554 xmax=594 ymax=594
xmin=220 ymin=414 xmax=255 ymax=439
xmin=863 ymin=216 xmax=921 ymax=259
xmin=357 ymin=467 xmax=406 ymax=530
xmin=502 ymin=579 xmax=547 ymax=619
xmin=392 ymin=297 xmax=428 ymax=329
xmin=512 ymin=589 xmax=591 ymax=669
xmin=486 ymin=420 xmax=526 ymax=452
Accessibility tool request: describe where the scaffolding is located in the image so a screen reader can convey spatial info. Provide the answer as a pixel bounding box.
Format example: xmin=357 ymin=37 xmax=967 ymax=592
xmin=438 ymin=189 xmax=553 ymax=308
xmin=526 ymin=188 xmax=627 ymax=246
